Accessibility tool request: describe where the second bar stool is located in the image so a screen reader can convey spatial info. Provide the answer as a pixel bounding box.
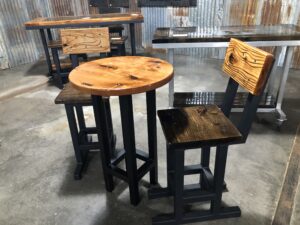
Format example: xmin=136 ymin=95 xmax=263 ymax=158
xmin=149 ymin=38 xmax=275 ymax=224
xmin=54 ymin=27 xmax=115 ymax=179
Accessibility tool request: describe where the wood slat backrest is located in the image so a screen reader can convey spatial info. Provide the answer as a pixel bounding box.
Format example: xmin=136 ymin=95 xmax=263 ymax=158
xmin=60 ymin=28 xmax=110 ymax=54
xmin=223 ymin=38 xmax=274 ymax=96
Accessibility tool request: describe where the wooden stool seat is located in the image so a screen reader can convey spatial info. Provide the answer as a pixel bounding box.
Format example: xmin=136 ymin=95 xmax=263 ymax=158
xmin=55 ymin=83 xmax=92 ymax=105
xmin=158 ymin=105 xmax=242 ymax=148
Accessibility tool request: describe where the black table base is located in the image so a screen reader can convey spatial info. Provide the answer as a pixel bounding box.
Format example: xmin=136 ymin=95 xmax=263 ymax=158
xmin=92 ymin=90 xmax=158 ymax=205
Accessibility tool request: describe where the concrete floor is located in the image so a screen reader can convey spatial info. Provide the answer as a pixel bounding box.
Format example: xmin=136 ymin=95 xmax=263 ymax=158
xmin=0 ymin=54 xmax=299 ymax=225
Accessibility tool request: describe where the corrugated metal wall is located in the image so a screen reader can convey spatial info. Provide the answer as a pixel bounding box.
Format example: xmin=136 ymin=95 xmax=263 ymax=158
xmin=0 ymin=0 xmax=300 ymax=70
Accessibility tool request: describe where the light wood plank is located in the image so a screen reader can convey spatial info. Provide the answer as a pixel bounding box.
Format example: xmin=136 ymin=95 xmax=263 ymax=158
xmin=60 ymin=28 xmax=110 ymax=54
xmin=24 ymin=13 xmax=143 ymax=28
xmin=223 ymin=38 xmax=274 ymax=95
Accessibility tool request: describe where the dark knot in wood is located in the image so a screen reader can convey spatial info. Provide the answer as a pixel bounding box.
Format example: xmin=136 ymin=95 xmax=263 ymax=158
xmin=99 ymin=64 xmax=118 ymax=70
xmin=81 ymin=82 xmax=93 ymax=86
xmin=229 ymin=53 xmax=235 ymax=64
xmin=129 ymin=74 xmax=139 ymax=80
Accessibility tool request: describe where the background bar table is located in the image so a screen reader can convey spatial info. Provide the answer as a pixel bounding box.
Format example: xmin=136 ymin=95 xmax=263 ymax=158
xmin=68 ymin=56 xmax=174 ymax=205
xmin=152 ymin=25 xmax=300 ymax=126
xmin=24 ymin=13 xmax=144 ymax=76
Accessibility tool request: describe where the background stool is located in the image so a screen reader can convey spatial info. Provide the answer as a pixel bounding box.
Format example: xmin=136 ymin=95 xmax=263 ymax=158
xmin=149 ymin=38 xmax=275 ymax=225
xmin=54 ymin=27 xmax=115 ymax=179
xmin=55 ymin=83 xmax=115 ymax=179
xmin=48 ymin=25 xmax=127 ymax=88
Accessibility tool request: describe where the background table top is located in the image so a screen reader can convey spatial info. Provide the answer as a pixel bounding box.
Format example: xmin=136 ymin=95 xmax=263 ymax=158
xmin=152 ymin=24 xmax=300 ymax=43
xmin=69 ymin=56 xmax=174 ymax=96
xmin=24 ymin=13 xmax=144 ymax=29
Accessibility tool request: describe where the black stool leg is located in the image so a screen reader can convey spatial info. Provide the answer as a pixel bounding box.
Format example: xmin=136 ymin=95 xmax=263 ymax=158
xmin=146 ymin=90 xmax=158 ymax=185
xmin=129 ymin=23 xmax=136 ymax=56
xmin=211 ymin=145 xmax=228 ymax=213
xmin=174 ymin=150 xmax=185 ymax=223
xmin=200 ymin=146 xmax=210 ymax=189
xmin=119 ymin=95 xmax=140 ymax=205
xmin=75 ymin=106 xmax=86 ymax=130
xmin=167 ymin=144 xmax=175 ymax=193
xmin=65 ymin=105 xmax=84 ymax=180
xmin=92 ymin=95 xmax=114 ymax=192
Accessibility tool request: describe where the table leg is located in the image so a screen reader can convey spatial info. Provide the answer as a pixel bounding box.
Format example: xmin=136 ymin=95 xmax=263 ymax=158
xmin=39 ymin=29 xmax=52 ymax=76
xmin=275 ymin=46 xmax=294 ymax=125
xmin=146 ymin=90 xmax=158 ymax=185
xmin=266 ymin=46 xmax=282 ymax=97
xmin=119 ymin=95 xmax=140 ymax=205
xmin=167 ymin=49 xmax=174 ymax=107
xmin=129 ymin=23 xmax=136 ymax=56
xmin=92 ymin=95 xmax=115 ymax=192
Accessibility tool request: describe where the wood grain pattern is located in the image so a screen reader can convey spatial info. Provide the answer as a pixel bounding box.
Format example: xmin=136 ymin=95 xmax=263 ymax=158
xmin=223 ymin=38 xmax=274 ymax=95
xmin=48 ymin=36 xmax=127 ymax=49
xmin=24 ymin=13 xmax=143 ymax=28
xmin=69 ymin=56 xmax=174 ymax=96
xmin=60 ymin=28 xmax=110 ymax=54
xmin=158 ymin=105 xmax=242 ymax=148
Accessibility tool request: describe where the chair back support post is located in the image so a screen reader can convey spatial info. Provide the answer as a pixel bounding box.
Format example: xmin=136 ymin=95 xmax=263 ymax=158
xmin=238 ymin=59 xmax=275 ymax=140
xmin=70 ymin=54 xmax=79 ymax=69
xmin=221 ymin=78 xmax=239 ymax=117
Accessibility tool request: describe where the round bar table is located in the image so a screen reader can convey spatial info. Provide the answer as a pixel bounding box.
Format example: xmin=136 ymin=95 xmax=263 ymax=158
xmin=69 ymin=56 xmax=174 ymax=205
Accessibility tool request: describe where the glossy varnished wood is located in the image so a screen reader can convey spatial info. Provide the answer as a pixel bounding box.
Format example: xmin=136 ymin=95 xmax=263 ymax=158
xmin=54 ymin=83 xmax=91 ymax=105
xmin=24 ymin=13 xmax=144 ymax=29
xmin=223 ymin=38 xmax=274 ymax=95
xmin=152 ymin=25 xmax=300 ymax=44
xmin=61 ymin=28 xmax=110 ymax=54
xmin=69 ymin=56 xmax=174 ymax=96
xmin=158 ymin=105 xmax=242 ymax=148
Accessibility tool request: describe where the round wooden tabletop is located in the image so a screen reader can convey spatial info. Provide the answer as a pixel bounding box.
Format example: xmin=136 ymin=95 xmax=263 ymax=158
xmin=69 ymin=56 xmax=174 ymax=96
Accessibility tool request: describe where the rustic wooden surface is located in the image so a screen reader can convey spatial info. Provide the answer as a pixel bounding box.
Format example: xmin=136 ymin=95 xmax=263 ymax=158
xmin=24 ymin=13 xmax=144 ymax=29
xmin=61 ymin=28 xmax=110 ymax=54
xmin=69 ymin=56 xmax=174 ymax=96
xmin=223 ymin=38 xmax=274 ymax=96
xmin=158 ymin=105 xmax=242 ymax=147
xmin=54 ymin=83 xmax=91 ymax=104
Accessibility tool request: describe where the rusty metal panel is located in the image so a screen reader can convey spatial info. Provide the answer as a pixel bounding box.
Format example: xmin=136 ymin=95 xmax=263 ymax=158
xmin=0 ymin=0 xmax=300 ymax=69
xmin=0 ymin=0 xmax=40 ymax=68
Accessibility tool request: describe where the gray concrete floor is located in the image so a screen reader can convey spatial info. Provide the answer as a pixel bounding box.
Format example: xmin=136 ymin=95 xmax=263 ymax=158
xmin=0 ymin=54 xmax=299 ymax=225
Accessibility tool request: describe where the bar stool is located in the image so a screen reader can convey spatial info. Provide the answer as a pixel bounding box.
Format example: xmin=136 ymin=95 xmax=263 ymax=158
xmin=149 ymin=38 xmax=275 ymax=224
xmin=54 ymin=28 xmax=115 ymax=180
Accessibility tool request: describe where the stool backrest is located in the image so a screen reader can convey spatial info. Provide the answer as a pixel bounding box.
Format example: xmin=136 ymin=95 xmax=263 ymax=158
xmin=221 ymin=38 xmax=274 ymax=142
xmin=223 ymin=38 xmax=274 ymax=96
xmin=60 ymin=28 xmax=110 ymax=55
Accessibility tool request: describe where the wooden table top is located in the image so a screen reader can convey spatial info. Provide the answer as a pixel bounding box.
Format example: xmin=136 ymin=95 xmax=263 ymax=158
xmin=69 ymin=56 xmax=174 ymax=96
xmin=153 ymin=24 xmax=300 ymax=43
xmin=24 ymin=13 xmax=143 ymax=29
